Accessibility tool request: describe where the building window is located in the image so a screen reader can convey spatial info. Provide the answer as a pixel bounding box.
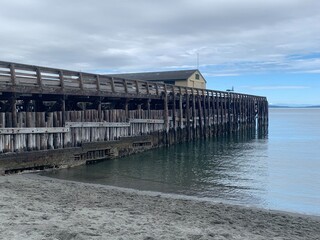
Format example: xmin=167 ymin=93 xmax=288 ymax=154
xmin=195 ymin=74 xmax=200 ymax=80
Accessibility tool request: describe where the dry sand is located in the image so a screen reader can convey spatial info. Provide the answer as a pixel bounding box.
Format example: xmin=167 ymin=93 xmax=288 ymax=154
xmin=0 ymin=174 xmax=319 ymax=240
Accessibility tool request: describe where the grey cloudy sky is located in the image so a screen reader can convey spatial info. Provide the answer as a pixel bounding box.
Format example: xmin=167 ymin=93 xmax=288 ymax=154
xmin=0 ymin=0 xmax=319 ymax=76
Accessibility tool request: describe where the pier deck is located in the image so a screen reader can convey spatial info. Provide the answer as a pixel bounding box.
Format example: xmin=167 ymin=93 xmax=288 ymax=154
xmin=0 ymin=60 xmax=268 ymax=174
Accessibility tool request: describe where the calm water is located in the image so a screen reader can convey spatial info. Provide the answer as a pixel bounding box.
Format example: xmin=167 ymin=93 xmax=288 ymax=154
xmin=44 ymin=108 xmax=320 ymax=215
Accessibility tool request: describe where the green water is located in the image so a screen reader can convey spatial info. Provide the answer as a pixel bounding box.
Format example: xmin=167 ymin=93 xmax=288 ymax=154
xmin=44 ymin=108 xmax=320 ymax=215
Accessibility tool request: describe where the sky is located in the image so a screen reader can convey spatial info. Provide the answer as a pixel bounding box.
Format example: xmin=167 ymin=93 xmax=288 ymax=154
xmin=0 ymin=0 xmax=319 ymax=105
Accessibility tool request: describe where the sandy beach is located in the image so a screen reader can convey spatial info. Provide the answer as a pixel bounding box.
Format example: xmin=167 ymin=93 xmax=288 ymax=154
xmin=0 ymin=174 xmax=319 ymax=240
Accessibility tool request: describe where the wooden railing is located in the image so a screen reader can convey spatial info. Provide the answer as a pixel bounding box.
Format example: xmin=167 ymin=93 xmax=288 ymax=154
xmin=0 ymin=60 xmax=267 ymax=101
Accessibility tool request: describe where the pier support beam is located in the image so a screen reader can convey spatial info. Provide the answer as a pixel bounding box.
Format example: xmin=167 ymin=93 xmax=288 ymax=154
xmin=98 ymin=98 xmax=102 ymax=122
xmin=163 ymin=85 xmax=169 ymax=145
xmin=61 ymin=96 xmax=66 ymax=127
xmin=192 ymin=89 xmax=196 ymax=139
xmin=146 ymin=99 xmax=151 ymax=119
xmin=228 ymin=93 xmax=232 ymax=134
xmin=197 ymin=90 xmax=203 ymax=138
xmin=125 ymin=99 xmax=129 ymax=120
xmin=186 ymin=91 xmax=190 ymax=140
xmin=211 ymin=93 xmax=216 ymax=135
xmin=179 ymin=88 xmax=183 ymax=130
xmin=10 ymin=94 xmax=17 ymax=128
xmin=172 ymin=87 xmax=177 ymax=141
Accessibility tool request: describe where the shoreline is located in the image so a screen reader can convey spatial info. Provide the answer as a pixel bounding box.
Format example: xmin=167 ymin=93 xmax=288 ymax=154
xmin=1 ymin=174 xmax=320 ymax=240
xmin=40 ymin=172 xmax=320 ymax=220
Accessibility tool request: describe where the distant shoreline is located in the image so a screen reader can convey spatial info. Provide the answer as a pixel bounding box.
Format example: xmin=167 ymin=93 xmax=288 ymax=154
xmin=269 ymin=105 xmax=320 ymax=109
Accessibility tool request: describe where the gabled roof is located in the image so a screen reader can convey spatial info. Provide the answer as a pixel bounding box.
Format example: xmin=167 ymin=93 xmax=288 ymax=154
xmin=107 ymin=69 xmax=200 ymax=82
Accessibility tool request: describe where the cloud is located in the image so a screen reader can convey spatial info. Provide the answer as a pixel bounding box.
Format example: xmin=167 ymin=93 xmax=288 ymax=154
xmin=205 ymin=73 xmax=240 ymax=77
xmin=249 ymin=86 xmax=310 ymax=90
xmin=0 ymin=0 xmax=320 ymax=75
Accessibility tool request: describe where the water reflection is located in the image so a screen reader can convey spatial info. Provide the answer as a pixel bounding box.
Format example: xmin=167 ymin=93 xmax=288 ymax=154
xmin=46 ymin=128 xmax=269 ymax=207
xmin=44 ymin=109 xmax=320 ymax=215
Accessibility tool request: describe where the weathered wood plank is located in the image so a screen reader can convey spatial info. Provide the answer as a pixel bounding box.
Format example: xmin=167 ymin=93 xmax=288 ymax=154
xmin=0 ymin=127 xmax=69 ymax=134
xmin=129 ymin=119 xmax=164 ymax=124
xmin=65 ymin=122 xmax=130 ymax=128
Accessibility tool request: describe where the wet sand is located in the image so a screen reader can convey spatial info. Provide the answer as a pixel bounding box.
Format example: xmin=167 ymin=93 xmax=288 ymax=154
xmin=1 ymin=174 xmax=319 ymax=240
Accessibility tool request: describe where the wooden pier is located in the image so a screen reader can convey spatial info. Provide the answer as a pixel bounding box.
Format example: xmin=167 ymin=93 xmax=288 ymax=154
xmin=0 ymin=60 xmax=268 ymax=173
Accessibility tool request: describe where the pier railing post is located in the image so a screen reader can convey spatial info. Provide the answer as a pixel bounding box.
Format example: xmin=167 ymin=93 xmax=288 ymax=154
xmin=59 ymin=70 xmax=64 ymax=91
xmin=36 ymin=67 xmax=43 ymax=90
xmin=10 ymin=64 xmax=16 ymax=87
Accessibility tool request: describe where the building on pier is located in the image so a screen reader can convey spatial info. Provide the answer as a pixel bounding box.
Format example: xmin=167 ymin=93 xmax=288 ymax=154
xmin=107 ymin=69 xmax=206 ymax=89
